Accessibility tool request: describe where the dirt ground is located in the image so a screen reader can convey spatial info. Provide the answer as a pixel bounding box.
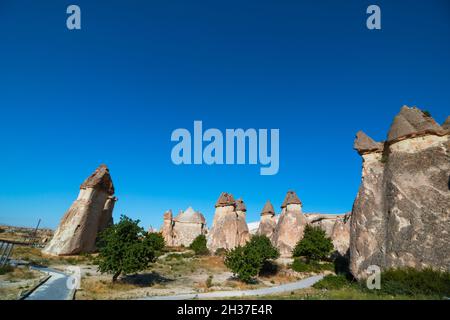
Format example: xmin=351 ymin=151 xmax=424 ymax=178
xmin=75 ymin=252 xmax=308 ymax=300
xmin=0 ymin=266 xmax=44 ymax=300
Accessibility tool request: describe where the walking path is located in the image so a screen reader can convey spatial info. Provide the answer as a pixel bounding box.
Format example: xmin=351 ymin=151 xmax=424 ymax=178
xmin=25 ymin=266 xmax=73 ymax=300
xmin=141 ymin=274 xmax=324 ymax=300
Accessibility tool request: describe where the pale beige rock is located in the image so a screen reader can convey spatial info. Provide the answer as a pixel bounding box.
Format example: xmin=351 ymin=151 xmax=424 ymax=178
xmin=171 ymin=207 xmax=207 ymax=247
xmin=272 ymin=191 xmax=307 ymax=257
xmin=350 ymin=107 xmax=450 ymax=279
xmin=160 ymin=210 xmax=174 ymax=246
xmin=43 ymin=165 xmax=117 ymax=256
xmin=207 ymin=193 xmax=250 ymax=252
xmin=330 ymin=214 xmax=351 ymax=256
xmin=235 ymin=199 xmax=251 ymax=246
xmin=256 ymin=200 xmax=277 ymax=239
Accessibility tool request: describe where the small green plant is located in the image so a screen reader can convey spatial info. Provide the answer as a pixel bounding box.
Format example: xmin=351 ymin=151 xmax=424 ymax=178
xmin=215 ymin=248 xmax=227 ymax=256
xmin=0 ymin=265 xmax=14 ymax=275
xmin=291 ymin=258 xmax=334 ymax=273
xmin=206 ymin=275 xmax=213 ymax=288
xmin=422 ymin=110 xmax=432 ymax=117
xmin=189 ymin=235 xmax=209 ymax=255
xmin=313 ymin=274 xmax=354 ymax=290
xmin=292 ymin=225 xmax=334 ymax=261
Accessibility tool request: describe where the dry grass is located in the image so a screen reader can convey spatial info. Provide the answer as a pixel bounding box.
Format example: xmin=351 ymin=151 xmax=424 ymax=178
xmin=0 ymin=266 xmax=43 ymax=300
xmin=11 ymin=245 xmax=94 ymax=266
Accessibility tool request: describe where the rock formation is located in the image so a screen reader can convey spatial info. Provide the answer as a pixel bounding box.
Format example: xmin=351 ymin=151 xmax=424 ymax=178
xmin=235 ymin=198 xmax=251 ymax=246
xmin=207 ymin=192 xmax=250 ymax=252
xmin=256 ymin=200 xmax=277 ymax=239
xmin=272 ymin=191 xmax=308 ymax=257
xmin=160 ymin=210 xmax=174 ymax=245
xmin=43 ymin=164 xmax=117 ymax=256
xmin=160 ymin=208 xmax=207 ymax=247
xmin=350 ymin=106 xmax=450 ymax=279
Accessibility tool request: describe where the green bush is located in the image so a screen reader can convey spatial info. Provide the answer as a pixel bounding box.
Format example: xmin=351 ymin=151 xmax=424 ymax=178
xmin=377 ymin=268 xmax=450 ymax=297
xmin=215 ymin=248 xmax=228 ymax=256
xmin=206 ymin=275 xmax=213 ymax=288
xmin=224 ymin=245 xmax=261 ymax=283
xmin=292 ymin=225 xmax=334 ymax=261
xmin=0 ymin=265 xmax=14 ymax=275
xmin=291 ymin=258 xmax=334 ymax=273
xmin=313 ymin=274 xmax=354 ymax=290
xmin=95 ymin=215 xmax=165 ymax=282
xmin=189 ymin=235 xmax=209 ymax=255
xmin=224 ymin=235 xmax=280 ymax=283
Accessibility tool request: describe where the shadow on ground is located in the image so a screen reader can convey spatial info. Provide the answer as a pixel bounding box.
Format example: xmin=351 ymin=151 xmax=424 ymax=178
xmin=121 ymin=272 xmax=174 ymax=287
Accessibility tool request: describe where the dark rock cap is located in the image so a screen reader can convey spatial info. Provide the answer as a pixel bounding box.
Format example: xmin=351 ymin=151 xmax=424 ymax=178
xmin=235 ymin=198 xmax=247 ymax=212
xmin=387 ymin=106 xmax=443 ymax=142
xmin=80 ymin=164 xmax=114 ymax=195
xmin=354 ymin=131 xmax=384 ymax=155
xmin=281 ymin=190 xmax=302 ymax=208
xmin=442 ymin=116 xmax=450 ymax=131
xmin=215 ymin=192 xmax=236 ymax=208
xmin=261 ymin=200 xmax=275 ymax=215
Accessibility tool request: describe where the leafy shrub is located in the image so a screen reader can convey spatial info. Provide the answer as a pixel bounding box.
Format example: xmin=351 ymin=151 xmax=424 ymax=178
xmin=215 ymin=248 xmax=227 ymax=256
xmin=206 ymin=275 xmax=213 ymax=288
xmin=291 ymin=258 xmax=334 ymax=273
xmin=313 ymin=274 xmax=354 ymax=290
xmin=224 ymin=235 xmax=280 ymax=283
xmin=292 ymin=225 xmax=333 ymax=261
xmin=377 ymin=268 xmax=450 ymax=297
xmin=0 ymin=265 xmax=14 ymax=275
xmin=189 ymin=235 xmax=209 ymax=255
xmin=224 ymin=245 xmax=261 ymax=283
xmin=95 ymin=215 xmax=165 ymax=282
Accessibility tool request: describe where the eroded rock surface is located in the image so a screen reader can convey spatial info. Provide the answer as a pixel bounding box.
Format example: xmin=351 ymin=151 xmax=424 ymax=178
xmin=350 ymin=106 xmax=450 ymax=279
xmin=257 ymin=200 xmax=278 ymax=240
xmin=272 ymin=191 xmax=308 ymax=257
xmin=43 ymin=165 xmax=117 ymax=256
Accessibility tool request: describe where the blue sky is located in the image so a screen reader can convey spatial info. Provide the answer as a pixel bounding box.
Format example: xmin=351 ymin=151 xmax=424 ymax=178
xmin=0 ymin=0 xmax=449 ymax=229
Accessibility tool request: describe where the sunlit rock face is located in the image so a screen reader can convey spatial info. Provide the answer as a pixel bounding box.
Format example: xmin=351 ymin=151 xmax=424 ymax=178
xmin=272 ymin=191 xmax=308 ymax=257
xmin=350 ymin=106 xmax=450 ymax=280
xmin=257 ymin=200 xmax=277 ymax=240
xmin=160 ymin=208 xmax=207 ymax=247
xmin=207 ymin=192 xmax=250 ymax=252
xmin=43 ymin=165 xmax=117 ymax=256
xmin=235 ymin=198 xmax=251 ymax=246
xmin=306 ymin=213 xmax=351 ymax=256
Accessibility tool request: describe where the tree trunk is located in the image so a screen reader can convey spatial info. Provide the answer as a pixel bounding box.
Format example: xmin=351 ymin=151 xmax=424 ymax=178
xmin=112 ymin=270 xmax=121 ymax=282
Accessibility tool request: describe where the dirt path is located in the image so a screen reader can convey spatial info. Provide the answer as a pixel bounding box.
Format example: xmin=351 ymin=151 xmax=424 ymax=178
xmin=140 ymin=274 xmax=324 ymax=300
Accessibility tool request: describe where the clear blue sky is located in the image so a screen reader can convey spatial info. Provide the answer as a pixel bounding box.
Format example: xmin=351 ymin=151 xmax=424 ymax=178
xmin=0 ymin=0 xmax=449 ymax=229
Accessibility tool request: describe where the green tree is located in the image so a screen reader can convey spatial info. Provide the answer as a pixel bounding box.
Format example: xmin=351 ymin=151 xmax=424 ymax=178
xmin=224 ymin=235 xmax=280 ymax=283
xmin=189 ymin=235 xmax=209 ymax=255
xmin=95 ymin=215 xmax=165 ymax=282
xmin=224 ymin=245 xmax=262 ymax=283
xmin=292 ymin=225 xmax=334 ymax=261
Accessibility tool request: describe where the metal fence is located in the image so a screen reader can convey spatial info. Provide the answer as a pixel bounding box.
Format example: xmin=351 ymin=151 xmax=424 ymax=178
xmin=0 ymin=241 xmax=15 ymax=267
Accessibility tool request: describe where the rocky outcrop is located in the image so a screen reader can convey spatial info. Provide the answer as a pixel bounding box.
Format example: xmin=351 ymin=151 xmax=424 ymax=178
xmin=160 ymin=208 xmax=207 ymax=247
xmin=207 ymin=192 xmax=250 ymax=252
xmin=306 ymin=213 xmax=351 ymax=256
xmin=350 ymin=106 xmax=450 ymax=279
xmin=272 ymin=191 xmax=308 ymax=257
xmin=43 ymin=165 xmax=117 ymax=256
xmin=256 ymin=200 xmax=277 ymax=239
xmin=161 ymin=210 xmax=174 ymax=245
xmin=235 ymin=198 xmax=251 ymax=246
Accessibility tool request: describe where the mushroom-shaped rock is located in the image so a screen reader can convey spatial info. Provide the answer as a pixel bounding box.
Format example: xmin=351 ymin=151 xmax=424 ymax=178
xmin=215 ymin=192 xmax=236 ymax=208
xmin=43 ymin=165 xmax=117 ymax=256
xmin=387 ymin=106 xmax=443 ymax=142
xmin=354 ymin=131 xmax=384 ymax=155
xmin=273 ymin=191 xmax=307 ymax=256
xmin=257 ymin=200 xmax=277 ymax=239
xmin=281 ymin=190 xmax=302 ymax=208
xmin=208 ymin=193 xmax=249 ymax=252
xmin=235 ymin=198 xmax=247 ymax=212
